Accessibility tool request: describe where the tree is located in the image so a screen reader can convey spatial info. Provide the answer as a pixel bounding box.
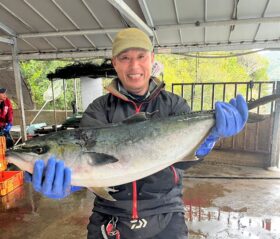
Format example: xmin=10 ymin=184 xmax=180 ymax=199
xmin=21 ymin=52 xmax=269 ymax=111
xmin=20 ymin=60 xmax=74 ymax=110
xmin=155 ymin=52 xmax=269 ymax=110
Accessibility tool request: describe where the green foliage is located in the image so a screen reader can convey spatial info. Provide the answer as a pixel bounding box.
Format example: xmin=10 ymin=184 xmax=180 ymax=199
xmin=20 ymin=52 xmax=269 ymax=111
xmin=20 ymin=60 xmax=78 ymax=110
xmin=155 ymin=52 xmax=270 ymax=111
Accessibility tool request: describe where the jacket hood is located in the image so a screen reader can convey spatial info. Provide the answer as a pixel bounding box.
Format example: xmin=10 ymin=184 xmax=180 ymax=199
xmin=105 ymin=77 xmax=165 ymax=103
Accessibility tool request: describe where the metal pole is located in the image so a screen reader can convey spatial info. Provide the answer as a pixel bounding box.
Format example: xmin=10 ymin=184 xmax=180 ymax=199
xmin=11 ymin=37 xmax=27 ymax=141
xmin=30 ymin=101 xmax=49 ymax=125
xmin=74 ymin=78 xmax=78 ymax=111
xmin=270 ymin=81 xmax=280 ymax=168
xmin=14 ymin=101 xmax=49 ymax=145
xmin=51 ymin=81 xmax=57 ymax=131
xmin=63 ymin=79 xmax=67 ymax=119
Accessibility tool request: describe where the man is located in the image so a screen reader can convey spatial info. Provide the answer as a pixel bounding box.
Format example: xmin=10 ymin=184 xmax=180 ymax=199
xmin=0 ymin=88 xmax=13 ymax=148
xmin=26 ymin=28 xmax=248 ymax=238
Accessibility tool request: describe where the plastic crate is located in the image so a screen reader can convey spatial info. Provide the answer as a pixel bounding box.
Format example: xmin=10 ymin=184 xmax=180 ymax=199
xmin=0 ymin=186 xmax=24 ymax=210
xmin=0 ymin=154 xmax=7 ymax=171
xmin=0 ymin=136 xmax=6 ymax=171
xmin=0 ymin=171 xmax=23 ymax=196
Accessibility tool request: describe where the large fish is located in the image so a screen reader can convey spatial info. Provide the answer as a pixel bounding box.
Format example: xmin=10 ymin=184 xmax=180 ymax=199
xmin=6 ymin=94 xmax=280 ymax=200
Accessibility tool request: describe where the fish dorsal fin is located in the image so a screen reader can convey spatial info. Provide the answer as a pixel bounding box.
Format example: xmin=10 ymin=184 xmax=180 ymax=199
xmin=122 ymin=112 xmax=150 ymax=124
xmin=122 ymin=111 xmax=159 ymax=124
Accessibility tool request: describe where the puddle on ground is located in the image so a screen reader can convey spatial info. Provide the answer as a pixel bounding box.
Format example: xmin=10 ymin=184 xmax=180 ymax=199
xmin=0 ymin=184 xmax=92 ymax=239
xmin=1 ymin=178 xmax=280 ymax=238
xmin=183 ymin=181 xmax=280 ymax=239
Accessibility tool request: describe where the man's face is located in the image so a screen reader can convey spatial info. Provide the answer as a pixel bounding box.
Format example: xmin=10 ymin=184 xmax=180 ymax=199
xmin=0 ymin=93 xmax=7 ymax=101
xmin=112 ymin=48 xmax=154 ymax=95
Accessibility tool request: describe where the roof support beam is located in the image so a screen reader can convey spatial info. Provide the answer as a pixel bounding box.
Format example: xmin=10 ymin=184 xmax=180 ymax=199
xmin=23 ymin=0 xmax=74 ymax=51
xmin=81 ymin=0 xmax=113 ymax=43
xmin=0 ymin=49 xmax=112 ymax=61
xmin=1 ymin=40 xmax=280 ymax=61
xmin=0 ymin=21 xmax=16 ymax=36
xmin=156 ymin=16 xmax=280 ymax=30
xmin=17 ymin=28 xmax=122 ymax=39
xmin=107 ymin=0 xmax=153 ymax=36
xmin=50 ymin=0 xmax=90 ymax=48
xmin=138 ymin=0 xmax=154 ymax=27
xmin=138 ymin=0 xmax=159 ymax=45
xmin=173 ymin=0 xmax=183 ymax=44
xmin=14 ymin=16 xmax=280 ymax=40
xmin=204 ymin=0 xmax=207 ymax=44
xmin=155 ymin=40 xmax=280 ymax=53
xmin=253 ymin=0 xmax=271 ymax=41
xmin=0 ymin=36 xmax=14 ymax=45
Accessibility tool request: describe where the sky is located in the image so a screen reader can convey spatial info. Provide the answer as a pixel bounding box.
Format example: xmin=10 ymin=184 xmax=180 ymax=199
xmin=258 ymin=50 xmax=280 ymax=81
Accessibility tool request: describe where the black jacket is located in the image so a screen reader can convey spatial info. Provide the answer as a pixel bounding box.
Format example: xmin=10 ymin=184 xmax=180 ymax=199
xmin=80 ymin=77 xmax=190 ymax=218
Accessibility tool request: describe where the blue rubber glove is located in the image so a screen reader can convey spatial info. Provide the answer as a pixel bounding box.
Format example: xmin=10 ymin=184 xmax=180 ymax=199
xmin=24 ymin=157 xmax=82 ymax=199
xmin=3 ymin=123 xmax=12 ymax=134
xmin=195 ymin=95 xmax=248 ymax=158
xmin=195 ymin=134 xmax=219 ymax=158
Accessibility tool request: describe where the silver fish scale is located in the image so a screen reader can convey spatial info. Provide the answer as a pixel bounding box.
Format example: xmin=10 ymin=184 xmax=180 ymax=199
xmin=7 ymin=112 xmax=215 ymax=188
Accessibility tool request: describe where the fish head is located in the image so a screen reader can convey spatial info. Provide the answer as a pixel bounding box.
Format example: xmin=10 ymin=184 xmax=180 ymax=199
xmin=6 ymin=131 xmax=82 ymax=173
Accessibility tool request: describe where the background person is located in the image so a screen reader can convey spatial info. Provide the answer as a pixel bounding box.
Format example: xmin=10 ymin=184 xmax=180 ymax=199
xmin=0 ymin=88 xmax=14 ymax=148
xmin=25 ymin=28 xmax=248 ymax=239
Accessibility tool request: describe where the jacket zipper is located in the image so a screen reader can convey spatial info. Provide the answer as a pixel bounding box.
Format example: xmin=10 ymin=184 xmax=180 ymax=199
xmin=106 ymin=85 xmax=164 ymax=220
xmin=131 ymin=101 xmax=143 ymax=220
xmin=170 ymin=165 xmax=179 ymax=184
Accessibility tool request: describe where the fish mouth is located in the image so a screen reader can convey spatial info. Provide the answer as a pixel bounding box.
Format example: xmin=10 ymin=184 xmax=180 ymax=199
xmin=5 ymin=149 xmax=29 ymax=159
xmin=5 ymin=148 xmax=22 ymax=158
xmin=5 ymin=149 xmax=36 ymax=174
xmin=8 ymin=144 xmax=50 ymax=155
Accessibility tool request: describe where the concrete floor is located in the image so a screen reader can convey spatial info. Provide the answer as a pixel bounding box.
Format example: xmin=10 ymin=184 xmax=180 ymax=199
xmin=1 ymin=161 xmax=280 ymax=239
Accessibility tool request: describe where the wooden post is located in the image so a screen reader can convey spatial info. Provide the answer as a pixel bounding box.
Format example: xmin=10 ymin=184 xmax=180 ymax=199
xmin=270 ymin=81 xmax=280 ymax=168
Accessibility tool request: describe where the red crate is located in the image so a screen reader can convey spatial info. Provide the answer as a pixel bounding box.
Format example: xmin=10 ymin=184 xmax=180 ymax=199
xmin=0 ymin=136 xmax=6 ymax=171
xmin=0 ymin=186 xmax=25 ymax=210
xmin=0 ymin=154 xmax=7 ymax=172
xmin=0 ymin=171 xmax=23 ymax=196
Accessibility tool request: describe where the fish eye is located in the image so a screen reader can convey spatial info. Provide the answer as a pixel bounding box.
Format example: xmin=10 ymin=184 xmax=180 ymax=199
xmin=32 ymin=146 xmax=49 ymax=155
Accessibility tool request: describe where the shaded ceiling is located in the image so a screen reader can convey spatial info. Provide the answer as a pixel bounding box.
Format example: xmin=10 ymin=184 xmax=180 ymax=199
xmin=1 ymin=0 xmax=279 ymax=140
xmin=0 ymin=0 xmax=279 ymax=105
xmin=0 ymin=0 xmax=280 ymax=61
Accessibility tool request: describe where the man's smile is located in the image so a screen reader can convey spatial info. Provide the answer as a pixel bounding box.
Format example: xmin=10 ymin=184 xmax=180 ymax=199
xmin=127 ymin=73 xmax=143 ymax=79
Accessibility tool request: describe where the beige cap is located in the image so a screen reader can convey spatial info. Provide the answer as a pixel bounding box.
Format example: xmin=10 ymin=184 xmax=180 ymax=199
xmin=112 ymin=28 xmax=153 ymax=57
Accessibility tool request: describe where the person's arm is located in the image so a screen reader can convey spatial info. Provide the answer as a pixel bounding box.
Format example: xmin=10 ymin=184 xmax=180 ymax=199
xmin=3 ymin=123 xmax=12 ymax=134
xmin=3 ymin=98 xmax=13 ymax=133
xmin=170 ymin=93 xmax=191 ymax=115
xmin=195 ymin=94 xmax=248 ymax=158
xmin=80 ymin=95 xmax=110 ymax=127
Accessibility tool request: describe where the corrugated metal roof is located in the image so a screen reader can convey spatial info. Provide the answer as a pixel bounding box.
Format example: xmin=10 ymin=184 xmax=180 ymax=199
xmin=0 ymin=0 xmax=280 ymax=60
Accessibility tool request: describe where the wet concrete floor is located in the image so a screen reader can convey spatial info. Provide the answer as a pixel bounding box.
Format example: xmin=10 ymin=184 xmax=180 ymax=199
xmin=184 ymin=161 xmax=280 ymax=239
xmin=1 ymin=163 xmax=280 ymax=239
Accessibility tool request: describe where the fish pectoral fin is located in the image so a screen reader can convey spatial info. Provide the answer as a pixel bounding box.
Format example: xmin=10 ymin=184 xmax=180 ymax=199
xmin=173 ymin=150 xmax=204 ymax=170
xmin=84 ymin=152 xmax=119 ymax=166
xmin=174 ymin=157 xmax=204 ymax=170
xmin=88 ymin=187 xmax=117 ymax=201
